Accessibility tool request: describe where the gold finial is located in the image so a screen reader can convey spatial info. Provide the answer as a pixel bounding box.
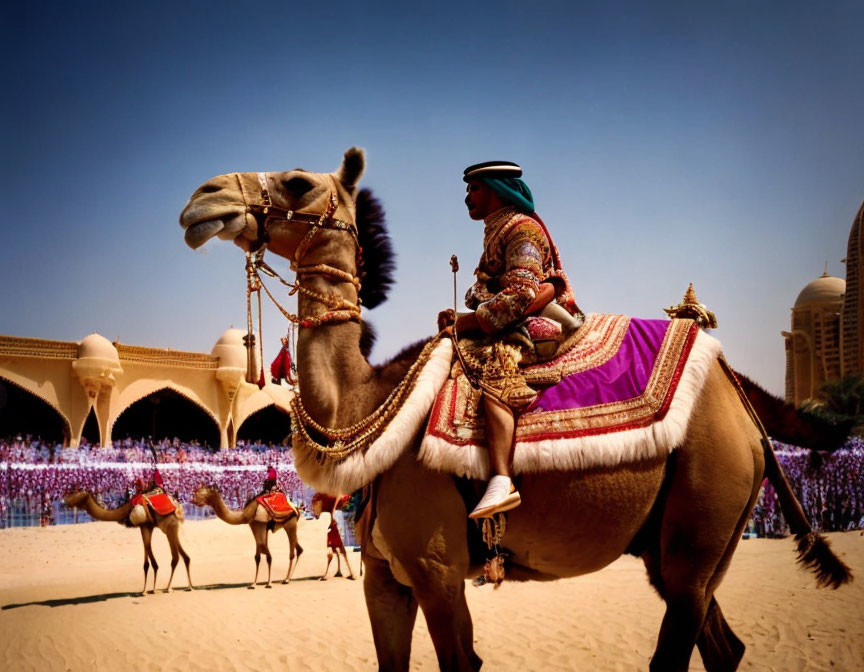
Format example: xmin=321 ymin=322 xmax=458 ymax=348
xmin=822 ymin=261 xmax=829 ymax=277
xmin=664 ymin=283 xmax=718 ymax=329
xmin=682 ymin=282 xmax=699 ymax=305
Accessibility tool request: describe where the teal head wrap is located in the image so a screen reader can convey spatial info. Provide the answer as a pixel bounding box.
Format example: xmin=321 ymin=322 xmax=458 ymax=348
xmin=481 ymin=176 xmax=535 ymax=214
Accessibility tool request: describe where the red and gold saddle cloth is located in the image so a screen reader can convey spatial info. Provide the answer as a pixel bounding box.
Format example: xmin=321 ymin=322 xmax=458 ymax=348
xmin=256 ymin=492 xmax=299 ymax=521
xmin=131 ymin=489 xmax=176 ymax=516
xmin=420 ymin=314 xmax=722 ymax=479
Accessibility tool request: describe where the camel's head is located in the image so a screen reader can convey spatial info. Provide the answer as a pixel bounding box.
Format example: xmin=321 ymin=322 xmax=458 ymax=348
xmin=192 ymin=484 xmax=217 ymax=506
xmin=180 ymin=147 xmax=365 ymax=256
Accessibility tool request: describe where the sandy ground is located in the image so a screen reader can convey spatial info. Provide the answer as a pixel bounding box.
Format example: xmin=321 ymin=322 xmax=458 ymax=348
xmin=0 ymin=517 xmax=861 ymax=671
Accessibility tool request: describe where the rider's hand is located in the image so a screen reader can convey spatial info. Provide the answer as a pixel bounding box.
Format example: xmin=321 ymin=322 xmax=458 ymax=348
xmin=437 ymin=308 xmax=456 ymax=331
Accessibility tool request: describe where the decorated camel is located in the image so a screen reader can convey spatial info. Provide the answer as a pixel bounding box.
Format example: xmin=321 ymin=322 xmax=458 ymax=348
xmin=192 ymin=485 xmax=302 ymax=588
xmin=64 ymin=489 xmax=192 ymax=594
xmin=311 ymin=492 xmax=357 ymax=580
xmin=180 ymin=148 xmax=851 ymax=671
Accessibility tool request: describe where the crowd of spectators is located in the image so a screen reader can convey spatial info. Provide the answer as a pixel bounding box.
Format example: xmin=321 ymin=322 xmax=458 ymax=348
xmin=2 ymin=435 xmax=863 ymax=537
xmin=1 ymin=435 xmax=309 ymax=527
xmin=749 ymin=439 xmax=864 ymax=537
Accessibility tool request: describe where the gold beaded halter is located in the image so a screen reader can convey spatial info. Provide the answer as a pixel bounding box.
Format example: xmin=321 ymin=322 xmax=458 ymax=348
xmin=238 ymin=171 xmax=364 ymax=385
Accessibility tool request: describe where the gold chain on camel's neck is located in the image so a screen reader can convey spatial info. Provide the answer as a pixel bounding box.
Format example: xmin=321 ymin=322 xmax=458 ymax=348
xmin=290 ymin=335 xmax=443 ymax=461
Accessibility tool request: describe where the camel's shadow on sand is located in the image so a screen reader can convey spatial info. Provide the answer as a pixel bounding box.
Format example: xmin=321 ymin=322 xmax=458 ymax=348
xmin=1 ymin=577 xmax=324 ymax=610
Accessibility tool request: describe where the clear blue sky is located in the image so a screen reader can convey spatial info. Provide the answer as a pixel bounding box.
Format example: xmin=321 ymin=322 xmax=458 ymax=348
xmin=2 ymin=1 xmax=863 ymax=397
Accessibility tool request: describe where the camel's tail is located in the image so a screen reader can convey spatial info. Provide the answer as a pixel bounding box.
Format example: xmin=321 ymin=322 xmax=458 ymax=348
xmin=719 ymin=357 xmax=853 ymax=589
xmin=762 ymin=440 xmax=852 ymax=589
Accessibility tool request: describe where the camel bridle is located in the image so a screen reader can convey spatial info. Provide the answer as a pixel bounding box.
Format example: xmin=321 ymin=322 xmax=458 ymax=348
xmin=233 ymin=171 xmax=365 ymax=386
xmin=237 ymin=172 xmax=364 ymax=325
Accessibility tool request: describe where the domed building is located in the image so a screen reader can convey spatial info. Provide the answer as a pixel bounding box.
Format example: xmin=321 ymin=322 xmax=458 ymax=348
xmin=783 ymin=199 xmax=864 ymax=406
xmin=783 ymin=273 xmax=845 ymax=405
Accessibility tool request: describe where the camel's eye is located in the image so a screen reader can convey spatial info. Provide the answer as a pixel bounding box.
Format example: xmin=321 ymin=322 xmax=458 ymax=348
xmin=198 ymin=184 xmax=221 ymax=194
xmin=282 ymin=176 xmax=314 ymax=198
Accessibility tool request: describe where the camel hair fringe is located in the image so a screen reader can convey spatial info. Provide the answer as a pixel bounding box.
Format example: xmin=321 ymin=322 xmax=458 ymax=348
xmin=293 ymin=338 xmax=454 ymax=494
xmin=418 ymin=329 xmax=724 ymax=480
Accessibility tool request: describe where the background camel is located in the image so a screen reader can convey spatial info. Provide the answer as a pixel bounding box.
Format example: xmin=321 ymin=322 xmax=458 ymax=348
xmin=192 ymin=485 xmax=302 ymax=588
xmin=63 ymin=490 xmax=192 ymax=594
xmin=180 ymin=148 xmax=851 ymax=671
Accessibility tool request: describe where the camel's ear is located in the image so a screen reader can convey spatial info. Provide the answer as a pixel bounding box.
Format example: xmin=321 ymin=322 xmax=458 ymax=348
xmin=335 ymin=146 xmax=365 ymax=191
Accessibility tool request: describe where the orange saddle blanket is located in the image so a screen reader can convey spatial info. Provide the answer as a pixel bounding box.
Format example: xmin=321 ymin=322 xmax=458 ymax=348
xmin=131 ymin=490 xmax=176 ymax=516
xmin=256 ymin=492 xmax=299 ymax=520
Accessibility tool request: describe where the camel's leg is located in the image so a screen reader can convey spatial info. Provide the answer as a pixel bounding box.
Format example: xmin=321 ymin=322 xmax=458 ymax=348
xmin=181 ymin=544 xmax=192 ymax=590
xmin=140 ymin=526 xmax=158 ymax=595
xmin=164 ymin=524 xmax=193 ymax=592
xmin=283 ymin=523 xmax=303 ymax=584
xmin=264 ymin=538 xmax=273 ymax=589
xmin=647 ymin=363 xmax=763 ymax=672
xmin=696 ymin=597 xmax=746 ymax=672
xmin=374 ymin=452 xmax=482 ymax=671
xmin=363 ymin=552 xmax=419 ymax=672
xmin=165 ymin=533 xmax=180 ymax=593
xmin=413 ymin=575 xmax=480 ymax=672
xmin=694 ymin=446 xmax=763 ymax=672
xmin=334 ymin=546 xmax=343 ymax=577
xmin=340 ymin=548 xmax=357 ymax=580
xmin=320 ymin=550 xmax=334 ymax=580
xmin=249 ymin=523 xmax=266 ymax=589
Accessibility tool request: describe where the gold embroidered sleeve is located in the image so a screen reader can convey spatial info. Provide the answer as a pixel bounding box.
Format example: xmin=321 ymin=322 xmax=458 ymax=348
xmin=475 ymin=221 xmax=547 ymax=332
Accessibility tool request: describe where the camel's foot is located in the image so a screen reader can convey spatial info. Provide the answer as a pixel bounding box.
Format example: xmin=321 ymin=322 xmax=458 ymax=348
xmin=347 ymin=575 xmax=356 ymax=581
xmin=334 ymin=570 xmax=343 ymax=577
xmin=282 ymin=579 xmax=291 ymax=585
xmin=248 ymin=584 xmax=256 ymax=590
xmin=265 ymin=584 xmax=273 ymax=589
xmin=165 ymin=587 xmax=173 ymax=594
xmin=319 ymin=576 xmax=328 ymax=581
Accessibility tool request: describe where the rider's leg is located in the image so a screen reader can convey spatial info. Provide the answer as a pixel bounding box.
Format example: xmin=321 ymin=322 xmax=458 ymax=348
xmin=469 ymin=393 xmax=521 ymax=519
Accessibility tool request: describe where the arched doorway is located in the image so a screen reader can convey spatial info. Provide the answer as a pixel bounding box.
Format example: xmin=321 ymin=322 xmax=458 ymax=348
xmin=236 ymin=405 xmax=292 ymax=446
xmin=0 ymin=377 xmax=70 ymax=445
xmin=112 ymin=388 xmax=220 ymax=449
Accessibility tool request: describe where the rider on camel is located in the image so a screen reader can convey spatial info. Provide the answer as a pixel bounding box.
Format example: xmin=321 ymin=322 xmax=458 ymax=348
xmin=440 ymin=161 xmax=581 ymax=519
xmin=262 ymin=465 xmax=279 ymax=494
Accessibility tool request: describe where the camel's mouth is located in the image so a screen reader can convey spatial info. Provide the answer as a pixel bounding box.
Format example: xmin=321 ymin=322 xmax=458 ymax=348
xmin=181 ymin=210 xmax=249 ymax=249
xmin=184 ymin=218 xmax=224 ymax=249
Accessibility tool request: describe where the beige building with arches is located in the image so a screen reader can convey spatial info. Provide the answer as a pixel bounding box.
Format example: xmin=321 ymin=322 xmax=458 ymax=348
xmin=0 ymin=329 xmax=293 ymax=449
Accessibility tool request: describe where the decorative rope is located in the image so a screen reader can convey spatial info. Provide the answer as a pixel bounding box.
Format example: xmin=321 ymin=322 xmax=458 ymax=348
xmin=290 ymin=335 xmax=443 ymax=461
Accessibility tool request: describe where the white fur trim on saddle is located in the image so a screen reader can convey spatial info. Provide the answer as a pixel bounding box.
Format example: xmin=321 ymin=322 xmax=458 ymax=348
xmin=293 ymin=338 xmax=453 ymax=494
xmin=419 ymin=329 xmax=723 ymax=479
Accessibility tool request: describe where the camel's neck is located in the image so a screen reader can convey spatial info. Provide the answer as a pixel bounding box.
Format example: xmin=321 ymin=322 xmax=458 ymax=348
xmin=295 ymin=242 xmax=383 ymax=427
xmin=207 ymin=493 xmax=256 ymax=525
xmin=76 ymin=493 xmax=132 ymax=522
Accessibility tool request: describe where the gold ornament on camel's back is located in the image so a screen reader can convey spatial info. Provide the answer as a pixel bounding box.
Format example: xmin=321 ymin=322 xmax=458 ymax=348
xmin=664 ymin=283 xmax=718 ymax=329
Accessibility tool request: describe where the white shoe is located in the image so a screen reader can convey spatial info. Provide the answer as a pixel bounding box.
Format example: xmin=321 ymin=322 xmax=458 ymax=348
xmin=469 ymin=475 xmax=521 ymax=519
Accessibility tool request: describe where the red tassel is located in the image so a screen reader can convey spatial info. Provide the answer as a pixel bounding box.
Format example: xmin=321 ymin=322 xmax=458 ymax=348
xmin=257 ymin=369 xmax=266 ymax=390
